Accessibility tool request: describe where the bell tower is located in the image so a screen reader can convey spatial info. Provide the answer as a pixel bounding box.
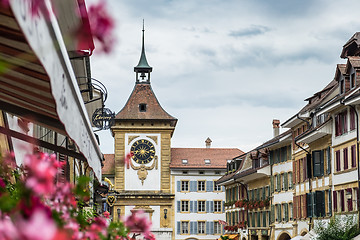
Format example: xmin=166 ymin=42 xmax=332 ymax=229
xmin=110 ymin=22 xmax=177 ymax=240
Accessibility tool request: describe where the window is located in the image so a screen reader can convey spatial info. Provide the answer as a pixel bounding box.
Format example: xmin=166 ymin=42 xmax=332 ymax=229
xmin=344 ymin=148 xmax=348 ymax=170
xmin=214 ymin=201 xmax=222 ymax=213
xmin=215 ymin=171 xmax=221 ymax=175
xmin=199 ymin=171 xmax=204 ymax=175
xmin=204 ymin=159 xmax=211 ymax=164
xmin=182 ymin=159 xmax=188 ymax=164
xmin=282 ymin=174 xmax=285 ymax=190
xmin=350 ymin=108 xmax=356 ymax=131
xmin=312 ymin=150 xmax=324 ymax=177
xmin=182 ymin=171 xmax=188 ymax=174
xmin=288 ymin=172 xmax=293 ymax=189
xmin=214 ymin=222 xmax=221 ymax=234
xmin=198 ymin=181 xmax=205 ymax=191
xmin=181 ymin=181 xmax=189 ymax=191
xmin=181 ymin=200 xmax=189 ymax=212
xmin=289 ymin=203 xmax=293 ymax=220
xmin=351 ymin=145 xmax=356 ymax=168
xmin=139 ymin=103 xmax=147 ymax=112
xmin=335 ymin=110 xmax=348 ymax=136
xmin=198 ymin=200 xmax=206 ymax=212
xmin=198 ymin=221 xmax=205 ymax=234
xmin=214 ymin=182 xmax=222 ymax=192
xmin=336 ymin=150 xmax=341 ymax=171
xmin=181 ymin=221 xmax=189 ymax=234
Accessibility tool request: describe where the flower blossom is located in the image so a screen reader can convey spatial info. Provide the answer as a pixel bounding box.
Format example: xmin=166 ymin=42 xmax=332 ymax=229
xmin=125 ymin=211 xmax=152 ymax=237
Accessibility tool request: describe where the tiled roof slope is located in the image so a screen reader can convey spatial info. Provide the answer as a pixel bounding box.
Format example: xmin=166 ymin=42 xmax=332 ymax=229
xmin=102 ymin=154 xmax=115 ymax=175
xmin=115 ymin=83 xmax=177 ymax=122
xmin=170 ymin=148 xmax=243 ymax=169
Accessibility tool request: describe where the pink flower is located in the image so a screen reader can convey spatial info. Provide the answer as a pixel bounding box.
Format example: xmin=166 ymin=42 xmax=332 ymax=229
xmin=103 ymin=211 xmax=110 ymax=218
xmin=17 ymin=208 xmax=57 ymax=240
xmin=0 ymin=0 xmax=9 ymax=7
xmin=0 ymin=216 xmax=20 ymax=240
xmin=125 ymin=211 xmax=152 ymax=235
xmin=77 ymin=0 xmax=115 ymax=54
xmin=124 ymin=152 xmax=133 ymax=168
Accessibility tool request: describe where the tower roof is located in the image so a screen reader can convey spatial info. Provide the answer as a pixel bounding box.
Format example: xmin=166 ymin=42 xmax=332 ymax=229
xmin=115 ymin=83 xmax=177 ymax=123
xmin=134 ymin=20 xmax=152 ymax=72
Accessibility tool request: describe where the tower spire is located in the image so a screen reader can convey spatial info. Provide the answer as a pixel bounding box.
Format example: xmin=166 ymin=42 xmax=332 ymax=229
xmin=134 ymin=19 xmax=152 ymax=83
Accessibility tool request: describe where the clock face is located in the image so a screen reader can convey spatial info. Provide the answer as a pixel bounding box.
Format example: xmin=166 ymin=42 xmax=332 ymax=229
xmin=130 ymin=139 xmax=155 ymax=164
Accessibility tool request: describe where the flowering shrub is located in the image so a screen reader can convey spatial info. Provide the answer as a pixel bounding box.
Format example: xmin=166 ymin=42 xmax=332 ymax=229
xmin=0 ymin=151 xmax=154 ymax=240
xmin=235 ymin=198 xmax=270 ymax=210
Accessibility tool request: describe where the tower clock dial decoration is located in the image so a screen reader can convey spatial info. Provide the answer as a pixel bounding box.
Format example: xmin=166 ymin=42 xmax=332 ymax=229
xmin=131 ymin=139 xmax=155 ymax=164
xmin=129 ymin=139 xmax=158 ymax=185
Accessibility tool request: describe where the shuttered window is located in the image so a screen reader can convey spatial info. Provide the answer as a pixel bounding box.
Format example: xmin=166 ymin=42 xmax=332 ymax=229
xmin=351 ymin=145 xmax=357 ymax=168
xmin=336 ymin=150 xmax=341 ymax=172
xmin=284 ymin=203 xmax=289 ymax=222
xmin=288 ymin=172 xmax=293 ymax=189
xmin=327 ymin=147 xmax=331 ymax=174
xmin=347 ymin=188 xmax=353 ymax=212
xmin=344 ymin=148 xmax=348 ymax=170
xmin=293 ymin=196 xmax=297 ymax=219
xmin=315 ymin=191 xmax=325 ymax=217
xmin=293 ymin=161 xmax=297 ymax=184
xmin=313 ymin=150 xmax=324 ymax=177
xmin=307 ymin=193 xmax=313 ymax=218
xmin=340 ymin=190 xmax=345 ymax=212
xmin=350 ymin=108 xmax=356 ymax=131
xmin=333 ymin=191 xmax=337 ymax=212
xmin=284 ymin=172 xmax=288 ymax=191
xmin=277 ymin=174 xmax=281 ymax=192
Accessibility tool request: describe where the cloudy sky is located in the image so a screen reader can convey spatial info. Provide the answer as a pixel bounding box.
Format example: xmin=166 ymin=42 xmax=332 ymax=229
xmin=90 ymin=0 xmax=360 ymax=154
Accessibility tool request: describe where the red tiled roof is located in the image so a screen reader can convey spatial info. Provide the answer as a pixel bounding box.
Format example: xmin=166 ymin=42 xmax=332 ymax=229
xmin=102 ymin=154 xmax=115 ymax=175
xmin=115 ymin=83 xmax=177 ymax=123
xmin=170 ymin=148 xmax=243 ymax=169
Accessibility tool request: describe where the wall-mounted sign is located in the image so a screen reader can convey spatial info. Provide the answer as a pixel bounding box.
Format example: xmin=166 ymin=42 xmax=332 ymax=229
xmin=92 ymin=108 xmax=115 ymax=130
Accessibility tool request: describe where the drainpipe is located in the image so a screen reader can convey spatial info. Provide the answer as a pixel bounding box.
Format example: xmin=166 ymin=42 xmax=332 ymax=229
xmin=348 ymin=104 xmax=360 ymax=228
xmin=237 ymin=181 xmax=249 ymax=238
xmin=295 ymin=114 xmax=313 ymax=230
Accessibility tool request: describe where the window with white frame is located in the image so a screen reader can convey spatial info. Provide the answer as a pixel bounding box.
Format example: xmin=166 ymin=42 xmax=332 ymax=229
xmin=181 ymin=181 xmax=189 ymax=191
xmin=181 ymin=200 xmax=189 ymax=212
xmin=214 ymin=221 xmax=221 ymax=234
xmin=181 ymin=221 xmax=189 ymax=234
xmin=214 ymin=182 xmax=222 ymax=191
xmin=198 ymin=221 xmax=205 ymax=234
xmin=198 ymin=200 xmax=206 ymax=212
xmin=181 ymin=222 xmax=189 ymax=234
xmin=214 ymin=200 xmax=222 ymax=213
xmin=198 ymin=181 xmax=205 ymax=191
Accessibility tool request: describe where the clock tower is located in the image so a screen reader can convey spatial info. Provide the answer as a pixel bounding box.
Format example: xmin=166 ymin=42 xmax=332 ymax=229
xmin=111 ymin=23 xmax=177 ymax=239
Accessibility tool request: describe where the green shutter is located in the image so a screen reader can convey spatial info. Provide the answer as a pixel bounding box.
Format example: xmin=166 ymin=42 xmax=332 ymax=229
xmin=320 ymin=150 xmax=324 ymax=177
xmin=252 ymin=212 xmax=255 ymax=227
xmin=277 ymin=175 xmax=281 ymax=192
xmin=284 ymin=172 xmax=288 ymax=191
xmin=262 ymin=187 xmax=266 ymax=200
xmin=257 ymin=212 xmax=261 ymax=227
xmin=271 ymin=205 xmax=275 ymax=223
xmin=285 ymin=203 xmax=289 ymax=222
xmin=287 ymin=145 xmax=291 ymax=161
xmin=327 ymin=147 xmax=331 ymax=175
xmin=289 ymin=172 xmax=293 ymax=189
xmin=270 ymin=176 xmax=274 ymax=193
xmin=256 ymin=188 xmax=260 ymax=200
xmin=307 ymin=193 xmax=313 ymax=218
xmin=263 ymin=211 xmax=267 ymax=227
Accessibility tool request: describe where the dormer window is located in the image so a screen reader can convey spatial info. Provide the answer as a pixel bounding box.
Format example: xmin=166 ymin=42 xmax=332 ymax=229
xmin=351 ymin=72 xmax=356 ymax=89
xmin=139 ymin=103 xmax=147 ymax=112
xmin=182 ymin=159 xmax=188 ymax=164
xmin=204 ymin=159 xmax=211 ymax=165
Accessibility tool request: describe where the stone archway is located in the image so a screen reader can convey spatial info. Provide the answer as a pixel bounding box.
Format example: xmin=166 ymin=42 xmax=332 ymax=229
xmin=277 ymin=232 xmax=291 ymax=240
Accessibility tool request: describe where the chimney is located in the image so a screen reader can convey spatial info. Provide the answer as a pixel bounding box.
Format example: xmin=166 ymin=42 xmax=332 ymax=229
xmin=272 ymin=119 xmax=280 ymax=137
xmin=205 ymin=137 xmax=212 ymax=148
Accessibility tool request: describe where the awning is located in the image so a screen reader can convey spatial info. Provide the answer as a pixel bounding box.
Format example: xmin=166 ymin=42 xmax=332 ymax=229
xmin=0 ymin=0 xmax=102 ymax=179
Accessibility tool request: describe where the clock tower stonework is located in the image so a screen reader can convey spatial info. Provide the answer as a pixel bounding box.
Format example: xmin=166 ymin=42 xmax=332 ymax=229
xmin=110 ymin=25 xmax=177 ymax=239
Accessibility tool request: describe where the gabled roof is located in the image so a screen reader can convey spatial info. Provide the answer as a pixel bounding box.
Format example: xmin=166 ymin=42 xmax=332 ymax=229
xmin=102 ymin=154 xmax=115 ymax=175
xmin=170 ymin=148 xmax=243 ymax=169
xmin=334 ymin=64 xmax=347 ymax=81
xmin=341 ymin=32 xmax=360 ymax=58
xmin=115 ymin=83 xmax=177 ymax=124
xmin=345 ymin=56 xmax=360 ymax=73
